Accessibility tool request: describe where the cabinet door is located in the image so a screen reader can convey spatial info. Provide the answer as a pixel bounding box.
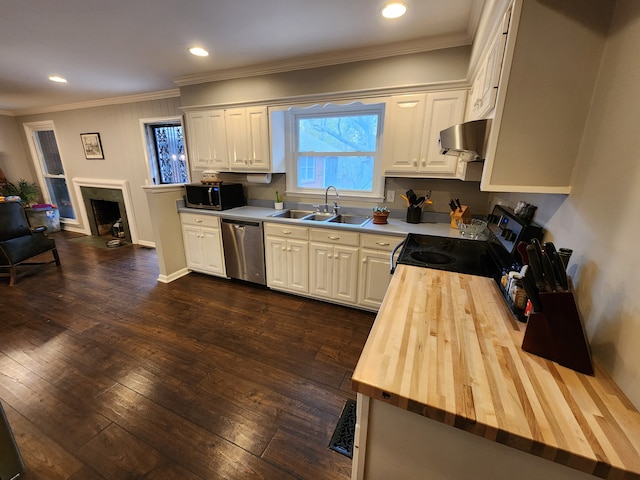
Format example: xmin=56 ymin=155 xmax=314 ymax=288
xmin=182 ymin=225 xmax=204 ymax=270
xmin=333 ymin=245 xmax=359 ymax=304
xmin=186 ymin=110 xmax=228 ymax=170
xmin=358 ymin=249 xmax=394 ymax=309
xmin=225 ymin=108 xmax=250 ymax=169
xmin=265 ymin=235 xmax=288 ymax=289
xmin=420 ymin=90 xmax=467 ymax=175
xmin=201 ymin=226 xmax=226 ymax=276
xmin=246 ymin=106 xmax=270 ymax=170
xmin=309 ymin=242 xmax=333 ymax=299
xmin=287 ymin=239 xmax=309 ymax=293
xmin=382 ymin=94 xmax=427 ymax=174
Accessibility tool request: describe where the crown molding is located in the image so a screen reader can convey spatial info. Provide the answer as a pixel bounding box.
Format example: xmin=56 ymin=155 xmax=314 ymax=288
xmin=0 ymin=109 xmax=14 ymax=117
xmin=175 ymin=34 xmax=472 ymax=87
xmin=12 ymin=89 xmax=180 ymax=117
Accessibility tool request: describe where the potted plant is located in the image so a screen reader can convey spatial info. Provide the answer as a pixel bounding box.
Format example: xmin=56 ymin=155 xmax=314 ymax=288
xmin=2 ymin=179 xmax=40 ymax=207
xmin=372 ymin=206 xmax=390 ymax=225
xmin=274 ymin=190 xmax=284 ymax=210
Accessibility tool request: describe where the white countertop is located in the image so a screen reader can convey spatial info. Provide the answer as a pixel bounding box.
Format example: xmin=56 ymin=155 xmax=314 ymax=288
xmin=177 ymin=204 xmax=462 ymax=239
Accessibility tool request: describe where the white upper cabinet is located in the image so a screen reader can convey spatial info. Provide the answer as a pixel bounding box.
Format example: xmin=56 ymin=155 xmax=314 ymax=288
xmin=185 ymin=110 xmax=228 ymax=170
xmin=481 ymin=0 xmax=611 ymax=193
xmin=225 ymin=106 xmax=271 ymax=171
xmin=185 ymin=106 xmax=272 ymax=173
xmin=382 ymin=90 xmax=466 ymax=178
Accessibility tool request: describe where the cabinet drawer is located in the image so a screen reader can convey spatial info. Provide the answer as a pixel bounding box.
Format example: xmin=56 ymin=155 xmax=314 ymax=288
xmin=361 ymin=234 xmax=405 ymax=252
xmin=180 ymin=213 xmax=220 ymax=228
xmin=264 ymin=222 xmax=308 ymax=240
xmin=310 ymin=228 xmax=359 ymax=247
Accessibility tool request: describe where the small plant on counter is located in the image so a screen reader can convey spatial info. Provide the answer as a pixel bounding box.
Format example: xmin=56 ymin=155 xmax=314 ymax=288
xmin=275 ymin=190 xmax=282 ymax=203
xmin=372 ymin=206 xmax=389 ymax=213
xmin=372 ymin=206 xmax=390 ymax=224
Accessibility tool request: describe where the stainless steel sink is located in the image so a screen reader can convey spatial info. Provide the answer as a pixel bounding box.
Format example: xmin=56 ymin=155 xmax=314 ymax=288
xmin=269 ymin=209 xmax=314 ymax=219
xmin=327 ymin=214 xmax=371 ymax=226
xmin=301 ymin=212 xmax=336 ymax=221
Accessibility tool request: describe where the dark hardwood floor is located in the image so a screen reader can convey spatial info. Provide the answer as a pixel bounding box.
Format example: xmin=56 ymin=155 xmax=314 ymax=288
xmin=0 ymin=231 xmax=376 ymax=479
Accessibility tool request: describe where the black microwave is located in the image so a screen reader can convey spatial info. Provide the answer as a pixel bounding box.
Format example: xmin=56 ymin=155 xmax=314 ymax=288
xmin=184 ymin=183 xmax=245 ymax=210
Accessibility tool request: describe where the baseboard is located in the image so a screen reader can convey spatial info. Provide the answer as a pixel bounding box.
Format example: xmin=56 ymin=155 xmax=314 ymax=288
xmin=137 ymin=240 xmax=156 ymax=248
xmin=158 ymin=268 xmax=190 ymax=283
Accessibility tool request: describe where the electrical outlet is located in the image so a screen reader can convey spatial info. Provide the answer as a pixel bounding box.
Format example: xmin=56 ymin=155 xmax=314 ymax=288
xmin=386 ymin=190 xmax=395 ymax=202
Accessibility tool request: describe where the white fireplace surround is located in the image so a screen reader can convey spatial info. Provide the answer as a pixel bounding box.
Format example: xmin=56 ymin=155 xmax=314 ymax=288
xmin=72 ymin=178 xmax=139 ymax=244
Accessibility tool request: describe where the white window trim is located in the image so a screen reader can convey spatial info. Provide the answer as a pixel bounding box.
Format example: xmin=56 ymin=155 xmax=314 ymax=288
xmin=139 ymin=116 xmax=190 ymax=186
xmin=23 ymin=120 xmax=79 ymax=226
xmin=284 ymin=101 xmax=386 ymax=201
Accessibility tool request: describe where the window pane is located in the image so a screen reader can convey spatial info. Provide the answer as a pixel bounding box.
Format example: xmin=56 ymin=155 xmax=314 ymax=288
xmin=296 ymin=155 xmax=373 ymax=192
xmin=298 ymin=115 xmax=378 ymax=153
xmin=45 ymin=177 xmax=75 ymax=220
xmin=153 ymin=125 xmax=188 ymax=184
xmin=35 ymin=130 xmax=64 ymax=175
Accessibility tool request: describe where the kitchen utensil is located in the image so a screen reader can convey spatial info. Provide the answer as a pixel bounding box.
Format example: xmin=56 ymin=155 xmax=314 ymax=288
xmin=521 ymin=265 xmax=542 ymax=312
xmin=406 ymin=189 xmax=417 ymax=204
xmin=543 ymin=241 xmax=557 ymax=259
xmin=526 ymin=244 xmax=546 ymax=291
xmin=541 ymin=252 xmax=557 ymax=292
xmin=454 ymin=198 xmax=462 ymax=210
xmin=558 ymin=248 xmax=573 ymax=268
xmin=553 ymin=251 xmax=569 ymax=291
xmin=400 ymin=194 xmax=411 ymax=207
xmin=530 ymin=238 xmax=544 ymax=260
xmin=517 ymin=241 xmax=529 ymax=265
xmin=449 ymin=200 xmax=458 ymax=212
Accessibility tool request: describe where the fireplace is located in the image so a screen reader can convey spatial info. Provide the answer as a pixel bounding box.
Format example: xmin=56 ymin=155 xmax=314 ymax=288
xmin=72 ymin=178 xmax=138 ymax=245
xmin=80 ymin=186 xmax=132 ymax=243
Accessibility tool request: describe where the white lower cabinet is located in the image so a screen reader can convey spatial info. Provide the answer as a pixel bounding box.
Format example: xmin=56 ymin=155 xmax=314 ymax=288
xmin=180 ymin=213 xmax=226 ymax=277
xmin=309 ymin=228 xmax=359 ymax=305
xmin=264 ymin=223 xmax=309 ymax=293
xmin=358 ymin=234 xmax=405 ymax=310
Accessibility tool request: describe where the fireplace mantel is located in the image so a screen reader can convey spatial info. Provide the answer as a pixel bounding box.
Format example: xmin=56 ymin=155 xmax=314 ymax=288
xmin=72 ymin=178 xmax=139 ymax=244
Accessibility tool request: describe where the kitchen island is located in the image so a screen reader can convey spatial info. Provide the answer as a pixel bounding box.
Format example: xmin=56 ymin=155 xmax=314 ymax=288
xmin=351 ymin=265 xmax=640 ymax=480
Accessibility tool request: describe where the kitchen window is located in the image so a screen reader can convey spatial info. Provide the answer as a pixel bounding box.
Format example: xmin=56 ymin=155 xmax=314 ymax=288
xmin=140 ymin=116 xmax=190 ymax=185
xmin=284 ymin=102 xmax=385 ymax=200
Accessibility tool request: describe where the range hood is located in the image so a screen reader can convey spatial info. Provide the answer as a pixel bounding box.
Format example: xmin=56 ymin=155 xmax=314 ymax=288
xmin=439 ymin=119 xmax=492 ymax=162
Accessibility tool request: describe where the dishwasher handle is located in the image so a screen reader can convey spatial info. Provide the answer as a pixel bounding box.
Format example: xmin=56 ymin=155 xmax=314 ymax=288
xmin=390 ymin=238 xmax=406 ymax=275
xmin=221 ymin=218 xmax=261 ymax=228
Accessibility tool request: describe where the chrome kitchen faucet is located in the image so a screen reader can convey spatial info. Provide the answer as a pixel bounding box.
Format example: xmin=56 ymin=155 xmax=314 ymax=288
xmin=324 ymin=185 xmax=340 ymax=214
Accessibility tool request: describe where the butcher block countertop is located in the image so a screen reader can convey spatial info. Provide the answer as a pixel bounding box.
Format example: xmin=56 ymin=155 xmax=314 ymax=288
xmin=352 ymin=265 xmax=640 ymax=479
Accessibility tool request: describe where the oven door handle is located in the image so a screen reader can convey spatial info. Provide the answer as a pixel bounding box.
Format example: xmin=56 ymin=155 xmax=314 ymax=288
xmin=390 ymin=239 xmax=406 ymax=275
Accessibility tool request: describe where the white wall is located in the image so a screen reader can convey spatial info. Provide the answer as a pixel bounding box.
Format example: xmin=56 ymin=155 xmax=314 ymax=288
xmin=491 ymin=0 xmax=640 ymax=408
xmin=0 ymin=115 xmax=36 ymax=184
xmin=14 ymin=96 xmax=182 ymax=243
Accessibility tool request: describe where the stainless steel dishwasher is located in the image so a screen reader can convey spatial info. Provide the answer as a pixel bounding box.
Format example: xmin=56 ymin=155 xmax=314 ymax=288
xmin=221 ymin=218 xmax=266 ymax=285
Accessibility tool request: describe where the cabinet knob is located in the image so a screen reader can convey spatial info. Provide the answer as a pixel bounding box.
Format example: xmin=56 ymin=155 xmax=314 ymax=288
xmin=195 ymin=219 xmax=203 ymax=223
xmin=362 ymin=258 xmax=367 ymax=263
xmin=328 ymin=236 xmax=340 ymax=240
xmin=281 ymin=247 xmax=286 ymax=251
xmin=281 ymin=230 xmax=292 ymax=235
xmin=412 ymin=159 xmax=418 ymax=166
xmin=287 ymin=247 xmax=292 ymax=252
xmin=376 ymin=242 xmax=390 ymax=247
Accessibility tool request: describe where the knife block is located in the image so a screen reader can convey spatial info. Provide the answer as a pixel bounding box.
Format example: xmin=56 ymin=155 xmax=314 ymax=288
xmin=449 ymin=205 xmax=471 ymax=228
xmin=521 ymin=289 xmax=594 ymax=375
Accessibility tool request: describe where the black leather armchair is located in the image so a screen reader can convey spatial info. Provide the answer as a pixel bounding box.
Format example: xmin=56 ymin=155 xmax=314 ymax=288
xmin=0 ymin=202 xmax=60 ymax=286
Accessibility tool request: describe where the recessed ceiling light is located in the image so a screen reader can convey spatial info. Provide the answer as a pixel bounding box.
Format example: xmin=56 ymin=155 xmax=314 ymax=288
xmin=189 ymin=47 xmax=209 ymax=57
xmin=381 ymin=2 xmax=407 ymax=19
xmin=48 ymin=75 xmax=67 ymax=83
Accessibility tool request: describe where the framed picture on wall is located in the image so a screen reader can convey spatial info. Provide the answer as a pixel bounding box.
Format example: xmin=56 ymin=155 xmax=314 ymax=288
xmin=80 ymin=132 xmax=104 ymax=160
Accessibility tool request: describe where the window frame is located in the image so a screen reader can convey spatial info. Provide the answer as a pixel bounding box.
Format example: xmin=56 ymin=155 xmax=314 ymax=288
xmin=284 ymin=101 xmax=386 ymax=201
xmin=139 ymin=116 xmax=190 ymax=186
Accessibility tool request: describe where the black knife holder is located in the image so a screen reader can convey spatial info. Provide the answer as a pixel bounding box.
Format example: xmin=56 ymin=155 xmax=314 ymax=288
xmin=521 ymin=289 xmax=594 ymax=375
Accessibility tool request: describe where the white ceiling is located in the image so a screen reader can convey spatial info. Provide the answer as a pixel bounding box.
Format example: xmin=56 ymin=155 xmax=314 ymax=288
xmin=0 ymin=0 xmax=484 ymax=114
